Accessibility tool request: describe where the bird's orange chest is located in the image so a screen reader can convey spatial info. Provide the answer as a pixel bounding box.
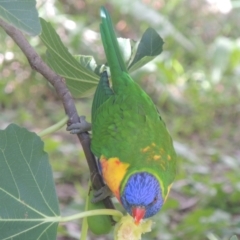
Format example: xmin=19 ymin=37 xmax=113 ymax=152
xmin=100 ymin=156 xmax=130 ymax=202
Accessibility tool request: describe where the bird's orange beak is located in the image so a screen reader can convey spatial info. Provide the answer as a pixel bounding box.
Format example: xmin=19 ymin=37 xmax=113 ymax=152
xmin=132 ymin=207 xmax=146 ymax=225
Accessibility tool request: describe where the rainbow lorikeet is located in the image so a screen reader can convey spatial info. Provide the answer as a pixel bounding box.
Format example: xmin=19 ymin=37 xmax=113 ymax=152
xmin=91 ymin=7 xmax=177 ymax=225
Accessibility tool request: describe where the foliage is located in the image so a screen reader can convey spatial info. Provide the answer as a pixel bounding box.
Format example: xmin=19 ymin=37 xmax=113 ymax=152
xmin=0 ymin=124 xmax=59 ymax=240
xmin=0 ymin=0 xmax=41 ymax=35
xmin=40 ymin=18 xmax=99 ymax=98
xmin=0 ymin=0 xmax=239 ymax=240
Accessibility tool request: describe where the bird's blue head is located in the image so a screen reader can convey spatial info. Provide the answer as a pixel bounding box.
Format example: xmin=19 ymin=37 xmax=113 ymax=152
xmin=120 ymin=172 xmax=164 ymax=224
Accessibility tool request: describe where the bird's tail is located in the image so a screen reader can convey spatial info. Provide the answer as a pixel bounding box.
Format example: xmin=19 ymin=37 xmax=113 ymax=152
xmin=100 ymin=7 xmax=128 ymax=85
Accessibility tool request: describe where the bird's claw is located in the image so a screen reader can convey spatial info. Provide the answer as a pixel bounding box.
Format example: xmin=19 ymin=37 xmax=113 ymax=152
xmin=91 ymin=185 xmax=112 ymax=203
xmin=67 ymin=116 xmax=91 ymax=134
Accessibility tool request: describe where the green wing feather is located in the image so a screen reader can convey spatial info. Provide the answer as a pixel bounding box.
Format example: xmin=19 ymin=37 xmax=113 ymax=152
xmin=91 ymin=71 xmax=113 ymax=122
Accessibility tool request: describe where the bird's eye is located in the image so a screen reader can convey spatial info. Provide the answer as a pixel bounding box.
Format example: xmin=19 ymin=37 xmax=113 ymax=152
xmin=149 ymin=196 xmax=158 ymax=206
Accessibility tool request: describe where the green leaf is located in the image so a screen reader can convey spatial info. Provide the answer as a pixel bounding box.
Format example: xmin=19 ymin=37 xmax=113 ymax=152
xmin=128 ymin=27 xmax=164 ymax=72
xmin=0 ymin=0 xmax=41 ymax=36
xmin=0 ymin=124 xmax=60 ymax=240
xmin=74 ymin=55 xmax=98 ymax=73
xmin=40 ymin=18 xmax=99 ymax=98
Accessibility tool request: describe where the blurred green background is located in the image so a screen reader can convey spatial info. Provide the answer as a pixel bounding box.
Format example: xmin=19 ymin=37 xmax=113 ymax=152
xmin=0 ymin=0 xmax=240 ymax=239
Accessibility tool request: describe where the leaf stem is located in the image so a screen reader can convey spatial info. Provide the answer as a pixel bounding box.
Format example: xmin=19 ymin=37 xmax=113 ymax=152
xmin=60 ymin=209 xmax=123 ymax=223
xmin=80 ymin=181 xmax=91 ymax=240
xmin=38 ymin=115 xmax=68 ymax=137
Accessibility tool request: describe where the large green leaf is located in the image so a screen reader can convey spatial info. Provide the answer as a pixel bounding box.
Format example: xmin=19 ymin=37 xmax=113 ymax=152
xmin=0 ymin=124 xmax=60 ymax=240
xmin=40 ymin=18 xmax=99 ymax=98
xmin=128 ymin=28 xmax=164 ymax=72
xmin=0 ymin=0 xmax=41 ymax=36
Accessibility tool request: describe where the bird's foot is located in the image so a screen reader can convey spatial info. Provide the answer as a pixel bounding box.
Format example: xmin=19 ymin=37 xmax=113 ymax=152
xmin=91 ymin=185 xmax=112 ymax=203
xmin=67 ymin=116 xmax=91 ymax=134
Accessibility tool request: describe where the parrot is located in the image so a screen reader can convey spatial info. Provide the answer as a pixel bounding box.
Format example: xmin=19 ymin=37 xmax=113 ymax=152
xmin=90 ymin=6 xmax=177 ymax=225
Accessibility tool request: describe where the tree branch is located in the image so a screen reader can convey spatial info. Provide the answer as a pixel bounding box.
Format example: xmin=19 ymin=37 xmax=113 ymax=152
xmin=0 ymin=18 xmax=115 ymax=215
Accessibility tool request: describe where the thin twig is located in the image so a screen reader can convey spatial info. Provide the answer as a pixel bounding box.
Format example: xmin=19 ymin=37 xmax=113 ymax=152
xmin=0 ymin=18 xmax=76 ymax=121
xmin=0 ymin=18 xmax=115 ymax=214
